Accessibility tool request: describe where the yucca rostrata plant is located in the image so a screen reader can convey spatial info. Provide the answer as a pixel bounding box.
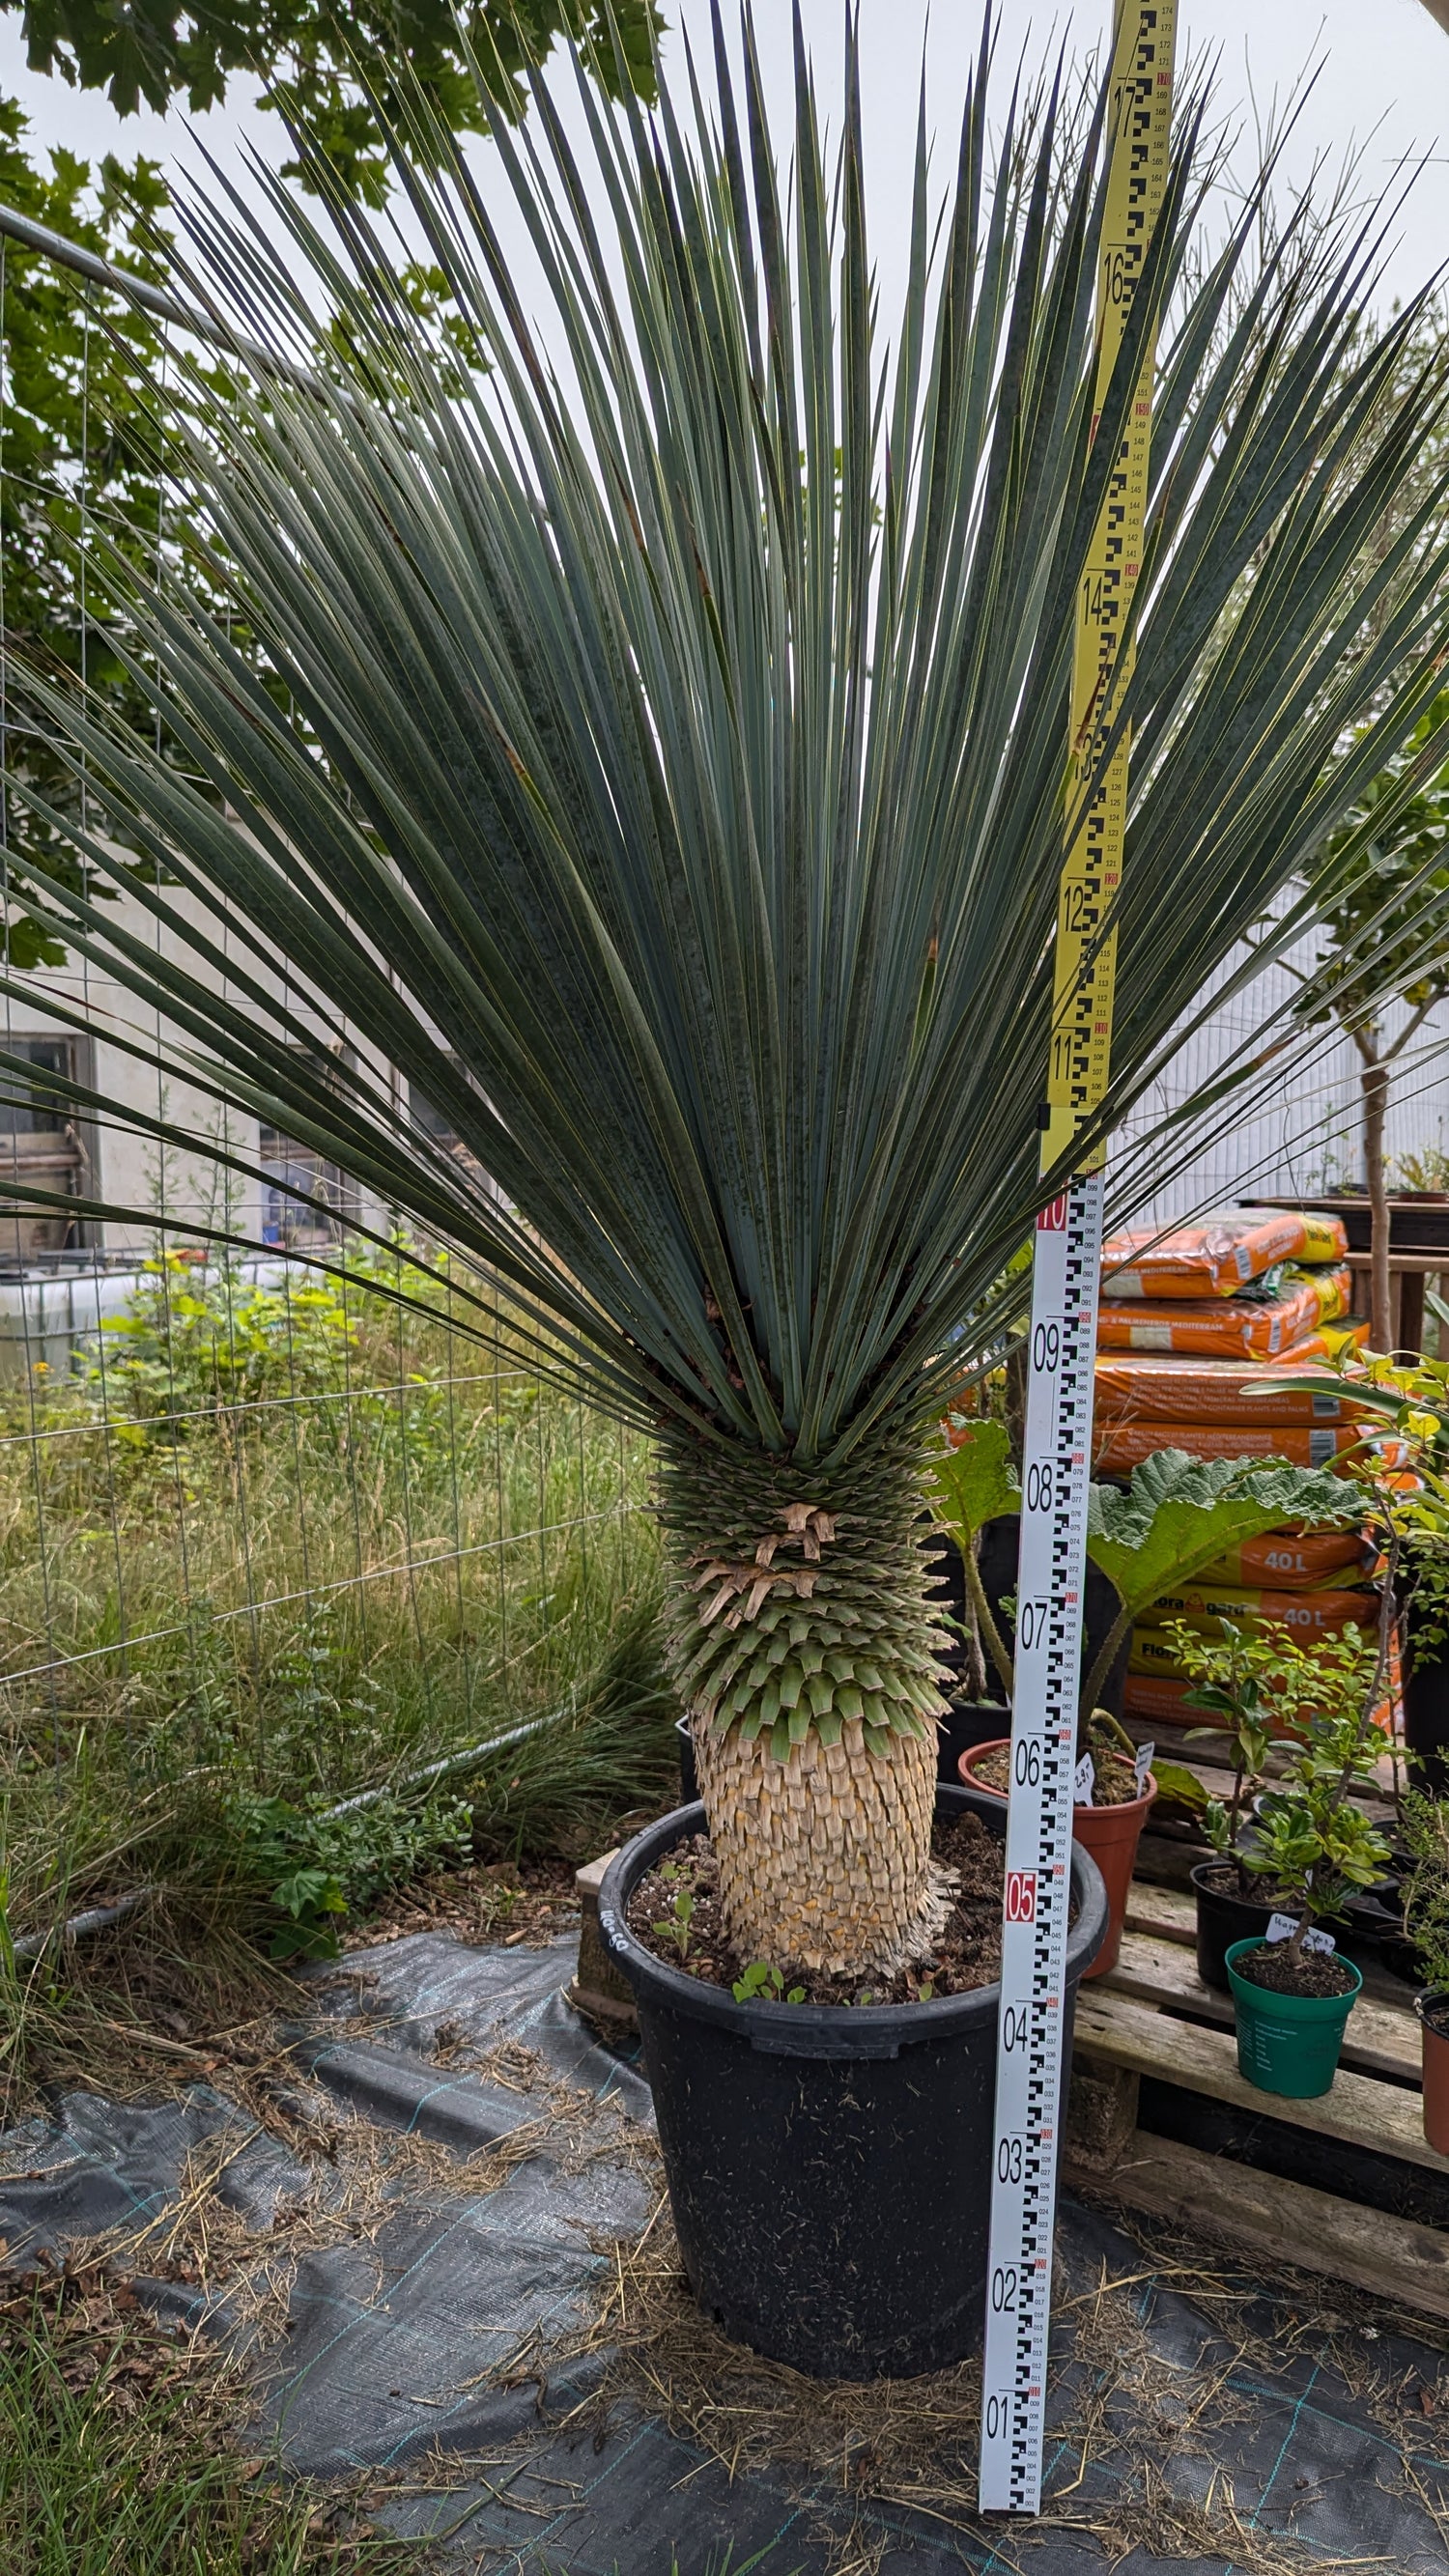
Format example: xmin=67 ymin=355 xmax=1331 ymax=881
xmin=10 ymin=9 xmax=1449 ymax=1976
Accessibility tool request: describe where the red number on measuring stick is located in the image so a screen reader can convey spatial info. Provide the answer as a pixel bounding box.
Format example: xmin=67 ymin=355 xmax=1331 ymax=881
xmin=1005 ymin=1871 xmax=1037 ymax=1924
xmin=1037 ymin=1196 xmax=1068 ymax=1232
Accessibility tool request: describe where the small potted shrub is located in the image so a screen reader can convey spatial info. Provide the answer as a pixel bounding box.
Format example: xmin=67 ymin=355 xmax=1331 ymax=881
xmin=1169 ymin=1616 xmax=1321 ymax=1993
xmin=1217 ymin=1637 xmax=1390 ymax=2096
xmin=1398 ymin=1788 xmax=1449 ymax=2152
xmin=938 ymin=1444 xmax=1352 ymax=1978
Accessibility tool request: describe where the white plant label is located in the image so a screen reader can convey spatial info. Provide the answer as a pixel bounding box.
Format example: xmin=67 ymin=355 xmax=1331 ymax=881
xmin=1133 ymin=1741 xmax=1154 ymax=1798
xmin=1074 ymin=1754 xmax=1096 ymax=1805
xmin=1265 ymin=1913 xmax=1335 ymax=1954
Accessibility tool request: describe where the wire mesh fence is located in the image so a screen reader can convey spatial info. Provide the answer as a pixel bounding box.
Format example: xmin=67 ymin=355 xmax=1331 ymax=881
xmin=3 ymin=181 xmax=1449 ymax=1958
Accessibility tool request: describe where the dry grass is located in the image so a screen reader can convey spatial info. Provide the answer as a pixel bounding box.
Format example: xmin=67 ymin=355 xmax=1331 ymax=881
xmin=473 ymin=2177 xmax=1449 ymax=2576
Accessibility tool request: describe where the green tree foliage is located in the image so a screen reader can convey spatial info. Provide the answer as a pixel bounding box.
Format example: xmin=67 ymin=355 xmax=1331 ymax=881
xmin=0 ymin=98 xmax=174 ymax=962
xmin=5 ymin=0 xmax=662 ymax=202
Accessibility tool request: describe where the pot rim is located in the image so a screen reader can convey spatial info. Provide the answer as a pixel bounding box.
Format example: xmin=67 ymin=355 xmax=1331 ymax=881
xmin=958 ymin=1734 xmax=1158 ymax=1819
xmin=1224 ymin=1933 xmax=1363 ymax=2004
xmin=1189 ymin=1857 xmax=1281 ymax=1905
xmin=596 ymin=1780 xmax=1108 ymax=2054
xmin=1415 ymin=1990 xmax=1449 ymax=2029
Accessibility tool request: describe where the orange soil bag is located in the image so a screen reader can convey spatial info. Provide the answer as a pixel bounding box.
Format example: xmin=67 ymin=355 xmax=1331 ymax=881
xmin=1093 ymin=1420 xmax=1405 ymax=1477
xmin=1094 ymin=1294 xmax=1359 ymax=1360
xmin=1135 ymin=1585 xmax=1375 ymax=1642
xmin=1101 ymin=1208 xmax=1349 ymax=1299
xmin=1093 ymin=1348 xmax=1374 ymax=1427
xmin=1123 ymin=1638 xmax=1392 ymax=1741
xmin=1194 ymin=1530 xmax=1376 ymax=1588
xmin=1122 ymin=1672 xmax=1396 ymax=1734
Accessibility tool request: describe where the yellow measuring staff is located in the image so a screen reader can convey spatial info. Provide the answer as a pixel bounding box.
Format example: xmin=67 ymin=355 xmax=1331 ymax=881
xmin=1041 ymin=0 xmax=1179 ymax=1177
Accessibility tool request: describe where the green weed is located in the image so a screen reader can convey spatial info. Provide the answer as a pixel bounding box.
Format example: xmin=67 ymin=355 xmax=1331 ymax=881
xmin=0 ymin=2277 xmax=426 ymax=2573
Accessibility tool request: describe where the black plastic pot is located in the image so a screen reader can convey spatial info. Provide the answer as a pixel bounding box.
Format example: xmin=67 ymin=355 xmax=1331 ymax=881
xmin=935 ymin=1697 xmax=1011 ymax=1783
xmin=1404 ymin=1600 xmax=1449 ymax=1798
xmin=1192 ymin=1859 xmax=1283 ymax=1996
xmin=597 ymin=1783 xmax=1109 ymax=2379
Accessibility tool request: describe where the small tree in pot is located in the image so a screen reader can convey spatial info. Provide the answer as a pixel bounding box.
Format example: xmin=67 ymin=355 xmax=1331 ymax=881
xmin=14 ymin=9 xmax=1449 ymax=2364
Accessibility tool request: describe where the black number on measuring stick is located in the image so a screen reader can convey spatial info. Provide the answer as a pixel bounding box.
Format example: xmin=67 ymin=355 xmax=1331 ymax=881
xmin=990 ymin=2267 xmax=1017 ymax=2314
xmin=1032 ymin=1321 xmax=1060 ymax=1373
xmin=1016 ymin=1599 xmax=1049 ymax=1653
xmin=1024 ymin=1459 xmax=1054 ymax=1514
xmin=997 ymin=2136 xmax=1024 ymax=2186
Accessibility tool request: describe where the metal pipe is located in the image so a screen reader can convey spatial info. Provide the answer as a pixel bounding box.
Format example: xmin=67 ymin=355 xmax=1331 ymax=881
xmin=0 ymin=195 xmax=335 ymax=396
xmin=8 ymin=1708 xmax=569 ymax=1959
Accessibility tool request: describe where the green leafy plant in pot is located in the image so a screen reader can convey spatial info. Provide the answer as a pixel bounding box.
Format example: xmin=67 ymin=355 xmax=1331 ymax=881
xmin=1167 ymin=1612 xmax=1345 ymax=1992
xmin=1210 ymin=1627 xmax=1390 ymax=2096
xmin=15 ymin=9 xmax=1449 ymax=2377
xmin=942 ymin=1445 xmax=1356 ymax=1975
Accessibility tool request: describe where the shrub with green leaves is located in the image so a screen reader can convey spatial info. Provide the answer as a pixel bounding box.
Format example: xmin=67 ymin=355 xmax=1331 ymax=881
xmin=1182 ymin=1625 xmax=1391 ymax=1963
xmin=223 ymin=1782 xmax=474 ymax=1957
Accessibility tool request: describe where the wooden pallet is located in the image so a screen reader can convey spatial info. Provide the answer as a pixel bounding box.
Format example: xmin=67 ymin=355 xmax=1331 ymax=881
xmin=1066 ymin=1901 xmax=1449 ymax=2321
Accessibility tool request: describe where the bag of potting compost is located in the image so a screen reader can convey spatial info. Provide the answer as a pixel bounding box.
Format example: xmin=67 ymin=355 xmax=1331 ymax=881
xmin=1134 ymin=1583 xmax=1376 ymax=1641
xmin=1126 ymin=1637 xmax=1398 ymax=1736
xmin=1093 ymin=1420 xmax=1405 ymax=1477
xmin=1093 ymin=1349 xmax=1375 ymax=1426
xmin=1193 ymin=1528 xmax=1377 ymax=1588
xmin=1094 ymin=1290 xmax=1362 ymax=1359
xmin=1100 ymin=1206 xmax=1349 ymax=1298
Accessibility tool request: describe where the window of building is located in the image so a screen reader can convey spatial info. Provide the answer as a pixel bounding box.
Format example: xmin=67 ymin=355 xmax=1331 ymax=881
xmin=0 ymin=1035 xmax=93 ymax=1263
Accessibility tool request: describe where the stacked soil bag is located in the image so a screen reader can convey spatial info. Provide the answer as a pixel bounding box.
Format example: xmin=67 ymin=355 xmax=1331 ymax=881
xmin=1094 ymin=1207 xmax=1371 ymax=1476
xmin=1093 ymin=1208 xmax=1395 ymax=1729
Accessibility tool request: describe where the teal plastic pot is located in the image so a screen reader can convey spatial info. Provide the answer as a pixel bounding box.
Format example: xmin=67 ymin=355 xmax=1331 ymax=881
xmin=1225 ymin=1938 xmax=1362 ymax=2099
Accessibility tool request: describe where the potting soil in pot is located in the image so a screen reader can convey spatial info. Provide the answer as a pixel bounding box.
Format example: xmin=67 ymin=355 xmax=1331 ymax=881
xmin=971 ymin=1740 xmax=1140 ymax=1805
xmin=626 ymin=1806 xmax=1003 ymax=2002
xmin=1232 ymin=1939 xmax=1358 ymax=1999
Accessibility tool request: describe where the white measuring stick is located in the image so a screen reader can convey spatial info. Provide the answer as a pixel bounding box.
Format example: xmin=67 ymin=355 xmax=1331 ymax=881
xmin=978 ymin=1175 xmax=1104 ymax=2512
xmin=979 ymin=0 xmax=1177 ymax=2515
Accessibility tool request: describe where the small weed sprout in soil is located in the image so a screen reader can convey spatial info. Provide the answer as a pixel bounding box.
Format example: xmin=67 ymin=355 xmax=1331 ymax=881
xmin=1172 ymin=1621 xmax=1390 ymax=1989
xmin=627 ymin=1812 xmax=1004 ymax=2007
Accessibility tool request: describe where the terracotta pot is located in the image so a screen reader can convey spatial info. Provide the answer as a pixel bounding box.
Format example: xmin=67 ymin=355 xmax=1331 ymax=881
xmin=1418 ymin=1995 xmax=1449 ymax=2155
xmin=957 ymin=1736 xmax=1156 ymax=1979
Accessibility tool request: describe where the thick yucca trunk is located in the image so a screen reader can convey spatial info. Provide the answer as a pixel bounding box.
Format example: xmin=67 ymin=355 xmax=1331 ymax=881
xmin=660 ymin=1430 xmax=953 ymax=1975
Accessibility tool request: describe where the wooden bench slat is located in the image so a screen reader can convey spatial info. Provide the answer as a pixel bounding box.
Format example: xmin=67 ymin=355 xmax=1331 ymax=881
xmin=1104 ymin=1930 xmax=1421 ymax=2082
xmin=1068 ymin=2131 xmax=1449 ymax=2325
xmin=1073 ymin=1986 xmax=1447 ymax=2172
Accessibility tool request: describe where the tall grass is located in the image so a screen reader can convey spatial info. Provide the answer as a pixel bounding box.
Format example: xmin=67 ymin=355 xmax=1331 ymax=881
xmin=0 ymin=2279 xmax=425 ymax=2573
xmin=0 ymin=1248 xmax=667 ymax=1939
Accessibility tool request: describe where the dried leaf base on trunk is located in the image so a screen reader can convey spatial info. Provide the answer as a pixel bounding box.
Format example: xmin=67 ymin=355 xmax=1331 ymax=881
xmin=693 ymin=1713 xmax=950 ymax=1976
xmin=658 ymin=1430 xmax=952 ymax=1974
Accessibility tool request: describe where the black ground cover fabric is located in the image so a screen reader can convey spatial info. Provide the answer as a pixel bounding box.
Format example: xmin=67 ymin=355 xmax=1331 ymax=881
xmin=4 ymin=1925 xmax=1449 ymax=2572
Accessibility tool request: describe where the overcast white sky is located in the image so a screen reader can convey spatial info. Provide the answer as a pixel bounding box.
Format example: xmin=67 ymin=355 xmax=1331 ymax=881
xmin=1 ymin=1 xmax=1447 ymax=318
